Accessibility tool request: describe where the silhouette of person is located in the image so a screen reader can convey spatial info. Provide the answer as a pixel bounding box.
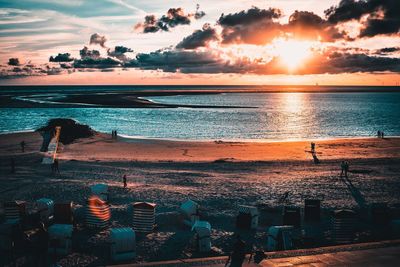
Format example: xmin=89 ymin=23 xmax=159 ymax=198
xmin=311 ymin=142 xmax=315 ymax=153
xmin=123 ymin=174 xmax=127 ymax=188
xmin=377 ymin=130 xmax=381 ymax=138
xmin=226 ymin=235 xmax=246 ymax=267
xmin=344 ymin=161 xmax=349 ymax=178
xmin=340 ymin=161 xmax=346 ymax=177
xmin=20 ymin=140 xmax=25 ymax=152
xmin=381 ymin=131 xmax=384 ymax=139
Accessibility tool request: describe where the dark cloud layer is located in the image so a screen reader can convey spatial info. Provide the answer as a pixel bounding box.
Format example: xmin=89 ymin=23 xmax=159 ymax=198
xmin=49 ymin=53 xmax=74 ymax=62
xmin=123 ymin=47 xmax=400 ymax=75
xmin=176 ymin=23 xmax=219 ymax=49
xmin=134 ymin=6 xmax=206 ymax=33
xmin=73 ymin=57 xmax=120 ymax=69
xmin=325 ymin=0 xmax=400 ymax=38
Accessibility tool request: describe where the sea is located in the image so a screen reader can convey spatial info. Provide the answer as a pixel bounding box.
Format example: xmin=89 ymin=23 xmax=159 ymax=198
xmin=1 ymin=86 xmax=400 ymax=141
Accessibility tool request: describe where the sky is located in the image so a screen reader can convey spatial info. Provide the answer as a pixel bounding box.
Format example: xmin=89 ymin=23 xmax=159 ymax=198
xmin=0 ymin=0 xmax=399 ymax=85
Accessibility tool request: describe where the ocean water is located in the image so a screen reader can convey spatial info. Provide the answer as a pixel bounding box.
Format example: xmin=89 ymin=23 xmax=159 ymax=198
xmin=1 ymin=92 xmax=400 ymax=140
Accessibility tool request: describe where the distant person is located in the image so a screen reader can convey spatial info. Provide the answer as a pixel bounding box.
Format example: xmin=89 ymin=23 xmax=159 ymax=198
xmin=377 ymin=130 xmax=381 ymax=138
xmin=341 ymin=161 xmax=349 ymax=178
xmin=344 ymin=161 xmax=349 ymax=178
xmin=123 ymin=174 xmax=127 ymax=188
xmin=340 ymin=161 xmax=346 ymax=178
xmin=11 ymin=158 xmax=15 ymax=174
xmin=226 ymin=235 xmax=246 ymax=267
xmin=115 ymin=130 xmax=118 ymax=138
xmin=311 ymin=142 xmax=315 ymax=153
xmin=20 ymin=140 xmax=25 ymax=152
xmin=381 ymin=131 xmax=385 ymax=139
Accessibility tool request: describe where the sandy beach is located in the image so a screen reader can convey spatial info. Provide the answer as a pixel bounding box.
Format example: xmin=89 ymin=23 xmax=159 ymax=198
xmin=1 ymin=131 xmax=400 ymax=265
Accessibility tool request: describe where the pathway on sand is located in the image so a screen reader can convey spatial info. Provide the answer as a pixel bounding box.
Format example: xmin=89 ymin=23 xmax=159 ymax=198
xmin=111 ymin=240 xmax=400 ymax=266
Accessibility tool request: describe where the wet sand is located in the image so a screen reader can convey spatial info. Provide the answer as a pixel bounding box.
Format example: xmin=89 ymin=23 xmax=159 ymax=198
xmin=0 ymin=131 xmax=400 ymax=265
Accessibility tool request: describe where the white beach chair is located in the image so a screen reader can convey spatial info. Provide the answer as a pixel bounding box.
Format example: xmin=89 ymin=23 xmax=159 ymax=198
xmin=110 ymin=227 xmax=136 ymax=261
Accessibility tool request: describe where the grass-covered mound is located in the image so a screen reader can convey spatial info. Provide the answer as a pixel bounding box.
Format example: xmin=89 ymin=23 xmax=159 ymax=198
xmin=37 ymin=118 xmax=94 ymax=144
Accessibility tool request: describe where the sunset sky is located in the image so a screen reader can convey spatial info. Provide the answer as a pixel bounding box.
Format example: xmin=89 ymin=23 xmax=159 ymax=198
xmin=1 ymin=0 xmax=400 ymax=85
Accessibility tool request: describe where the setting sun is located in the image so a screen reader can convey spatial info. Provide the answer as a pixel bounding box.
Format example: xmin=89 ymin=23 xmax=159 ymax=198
xmin=273 ymin=39 xmax=314 ymax=71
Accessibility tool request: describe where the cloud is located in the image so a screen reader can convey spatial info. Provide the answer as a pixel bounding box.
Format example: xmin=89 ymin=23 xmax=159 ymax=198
xmin=375 ymin=47 xmax=400 ymax=54
xmin=8 ymin=58 xmax=20 ymax=66
xmin=1 ymin=61 xmax=68 ymax=79
xmin=79 ymin=46 xmax=101 ymax=59
xmin=217 ymin=7 xmax=282 ymax=45
xmin=73 ymin=57 xmax=121 ymax=68
xmin=134 ymin=6 xmax=206 ymax=33
xmin=194 ymin=4 xmax=206 ymax=20
xmin=311 ymin=50 xmax=400 ymax=74
xmin=124 ymin=49 xmax=227 ymax=73
xmin=89 ymin=33 xmax=107 ymax=48
xmin=325 ymin=0 xmax=400 ymax=38
xmin=107 ymin=45 xmax=133 ymax=61
xmin=49 ymin=53 xmax=74 ymax=62
xmin=176 ymin=23 xmax=219 ymax=49
xmin=286 ymin=11 xmax=344 ymax=41
xmin=215 ymin=7 xmax=347 ymax=44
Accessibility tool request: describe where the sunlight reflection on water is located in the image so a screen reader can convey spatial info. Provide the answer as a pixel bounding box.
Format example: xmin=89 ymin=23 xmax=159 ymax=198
xmin=1 ymin=93 xmax=400 ymax=140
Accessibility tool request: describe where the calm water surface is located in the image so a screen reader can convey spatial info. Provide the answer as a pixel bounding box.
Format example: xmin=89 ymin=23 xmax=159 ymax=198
xmin=1 ymin=92 xmax=400 ymax=140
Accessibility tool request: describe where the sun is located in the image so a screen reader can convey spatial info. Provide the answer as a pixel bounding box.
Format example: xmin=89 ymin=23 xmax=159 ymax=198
xmin=273 ymin=38 xmax=313 ymax=71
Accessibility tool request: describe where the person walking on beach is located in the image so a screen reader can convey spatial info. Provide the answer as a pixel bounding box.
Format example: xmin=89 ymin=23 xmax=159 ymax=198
xmin=340 ymin=161 xmax=349 ymax=178
xmin=226 ymin=235 xmax=246 ymax=267
xmin=123 ymin=174 xmax=127 ymax=188
xmin=20 ymin=140 xmax=25 ymax=152
xmin=377 ymin=130 xmax=381 ymax=138
xmin=340 ymin=161 xmax=346 ymax=177
xmin=381 ymin=131 xmax=385 ymax=139
xmin=311 ymin=142 xmax=315 ymax=153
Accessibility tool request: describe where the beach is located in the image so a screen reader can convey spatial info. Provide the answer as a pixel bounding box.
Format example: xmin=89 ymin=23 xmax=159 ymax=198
xmin=1 ymin=131 xmax=400 ymax=264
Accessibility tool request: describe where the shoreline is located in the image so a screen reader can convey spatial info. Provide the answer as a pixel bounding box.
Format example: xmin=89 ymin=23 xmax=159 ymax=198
xmin=1 ymin=129 xmax=399 ymax=144
xmin=2 ymin=129 xmax=399 ymax=144
xmin=2 ymin=131 xmax=399 ymax=163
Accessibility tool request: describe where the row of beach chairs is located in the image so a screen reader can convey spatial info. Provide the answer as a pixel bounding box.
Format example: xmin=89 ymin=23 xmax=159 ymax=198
xmin=2 ymin=183 xmax=400 ymax=263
